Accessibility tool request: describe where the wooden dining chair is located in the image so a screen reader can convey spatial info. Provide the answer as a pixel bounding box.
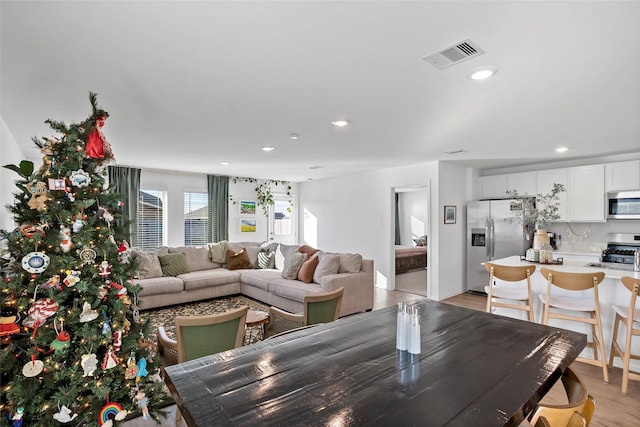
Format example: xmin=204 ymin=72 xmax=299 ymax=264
xmin=265 ymin=287 xmax=344 ymax=338
xmin=539 ymin=268 xmax=608 ymax=383
xmin=527 ymin=367 xmax=590 ymax=427
xmin=484 ymin=263 xmax=536 ymax=322
xmin=608 ymin=276 xmax=640 ymax=394
xmin=157 ymin=306 xmax=249 ymax=365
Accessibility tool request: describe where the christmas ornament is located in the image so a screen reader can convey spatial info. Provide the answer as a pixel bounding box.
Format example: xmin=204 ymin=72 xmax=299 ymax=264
xmin=113 ymin=330 xmax=122 ymax=352
xmin=135 ymin=390 xmax=150 ymax=420
xmin=18 ymin=222 xmax=45 ymax=238
xmin=59 ymin=226 xmax=73 ymax=253
xmin=22 ymin=358 xmax=44 ymax=377
xmin=124 ymin=355 xmax=138 ymax=380
xmin=50 ymin=325 xmax=71 ymax=353
xmin=97 ymin=206 xmax=114 ymax=225
xmin=72 ymin=216 xmax=85 ymax=232
xmin=63 ymin=270 xmax=80 ymax=287
xmin=117 ymin=240 xmax=131 ymax=263
xmin=69 ymin=169 xmax=90 ymax=187
xmin=41 ymin=274 xmax=62 ymax=291
xmin=22 ymin=251 xmax=50 ymax=273
xmin=101 ymin=314 xmax=111 ymax=336
xmin=79 ymin=301 xmax=99 ymax=322
xmin=98 ymin=260 xmax=111 ymax=279
xmin=0 ymin=306 xmax=20 ymax=337
xmin=81 ymin=353 xmax=99 ymax=377
xmin=11 ymin=406 xmax=24 ymax=427
xmin=86 ymin=112 xmax=114 ymax=161
xmin=98 ymin=402 xmax=127 ymax=426
xmin=53 ymin=405 xmax=78 ymax=423
xmin=102 ymin=347 xmax=118 ymax=370
xmin=78 ymin=247 xmax=97 ymax=264
xmin=136 ymin=358 xmax=148 ymax=382
xmin=47 ymin=177 xmax=66 ymax=191
xmin=26 ymin=180 xmax=50 ymax=211
xmin=23 ymin=298 xmax=58 ymax=337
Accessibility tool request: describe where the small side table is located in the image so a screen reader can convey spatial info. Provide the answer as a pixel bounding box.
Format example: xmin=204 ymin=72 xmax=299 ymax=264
xmin=245 ymin=310 xmax=269 ymax=345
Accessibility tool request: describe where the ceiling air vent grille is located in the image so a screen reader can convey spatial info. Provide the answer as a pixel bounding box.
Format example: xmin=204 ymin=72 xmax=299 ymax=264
xmin=423 ymin=39 xmax=485 ymax=70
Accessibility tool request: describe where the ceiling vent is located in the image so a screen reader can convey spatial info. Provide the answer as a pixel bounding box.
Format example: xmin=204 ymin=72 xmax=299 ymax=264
xmin=423 ymin=39 xmax=485 ymax=70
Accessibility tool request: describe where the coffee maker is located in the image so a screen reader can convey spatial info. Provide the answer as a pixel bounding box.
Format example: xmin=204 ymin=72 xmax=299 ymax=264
xmin=547 ymin=232 xmax=557 ymax=250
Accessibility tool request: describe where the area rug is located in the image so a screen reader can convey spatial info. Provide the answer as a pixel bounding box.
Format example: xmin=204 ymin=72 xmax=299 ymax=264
xmin=141 ymin=295 xmax=271 ymax=346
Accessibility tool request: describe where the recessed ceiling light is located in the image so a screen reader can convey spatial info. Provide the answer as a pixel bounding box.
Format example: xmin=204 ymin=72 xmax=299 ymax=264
xmin=556 ymin=147 xmax=569 ymax=153
xmin=220 ymin=161 xmax=230 ymax=166
xmin=290 ymin=133 xmax=299 ymax=140
xmin=331 ymin=120 xmax=350 ymax=127
xmin=262 ymin=146 xmax=275 ymax=152
xmin=469 ymin=67 xmax=498 ymax=80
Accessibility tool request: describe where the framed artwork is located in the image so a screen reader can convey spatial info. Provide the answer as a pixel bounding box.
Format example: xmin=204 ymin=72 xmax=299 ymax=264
xmin=240 ymin=200 xmax=256 ymax=215
xmin=444 ymin=205 xmax=457 ymax=224
xmin=240 ymin=218 xmax=257 ymax=233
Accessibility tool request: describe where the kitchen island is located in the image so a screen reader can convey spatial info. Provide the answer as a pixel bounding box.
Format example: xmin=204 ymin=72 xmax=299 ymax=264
xmin=488 ymin=256 xmax=640 ymax=372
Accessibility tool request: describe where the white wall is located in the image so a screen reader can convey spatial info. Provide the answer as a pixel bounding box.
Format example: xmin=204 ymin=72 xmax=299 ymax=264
xmin=298 ymin=161 xmax=470 ymax=300
xmin=1 ymin=116 xmax=31 ymax=232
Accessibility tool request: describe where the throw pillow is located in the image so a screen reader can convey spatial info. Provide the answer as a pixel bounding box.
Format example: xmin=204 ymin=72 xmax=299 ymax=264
xmin=297 ymin=253 xmax=319 ymax=283
xmin=226 ymin=248 xmax=253 ymax=270
xmin=158 ymin=253 xmax=190 ymax=277
xmin=275 ymin=244 xmax=299 ymax=270
xmin=132 ymin=250 xmax=163 ymax=279
xmin=281 ymin=252 xmax=307 ymax=280
xmin=338 ymin=253 xmax=363 ymax=273
xmin=313 ymin=252 xmax=341 ymax=284
xmin=257 ymin=250 xmax=276 ymax=269
xmin=170 ymin=246 xmax=221 ymax=271
xmin=298 ymin=244 xmax=319 ymax=259
xmin=208 ymin=241 xmax=229 ymax=263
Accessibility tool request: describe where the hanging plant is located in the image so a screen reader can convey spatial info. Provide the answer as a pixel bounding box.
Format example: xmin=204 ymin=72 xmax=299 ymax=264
xmin=229 ymin=177 xmax=292 ymax=216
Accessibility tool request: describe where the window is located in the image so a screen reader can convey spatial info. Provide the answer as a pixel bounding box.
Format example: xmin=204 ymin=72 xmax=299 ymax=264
xmin=138 ymin=190 xmax=165 ymax=250
xmin=184 ymin=192 xmax=208 ymax=246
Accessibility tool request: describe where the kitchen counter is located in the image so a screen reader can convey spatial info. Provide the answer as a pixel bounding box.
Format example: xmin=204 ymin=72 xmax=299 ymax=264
xmin=487 ymin=256 xmax=640 ymax=372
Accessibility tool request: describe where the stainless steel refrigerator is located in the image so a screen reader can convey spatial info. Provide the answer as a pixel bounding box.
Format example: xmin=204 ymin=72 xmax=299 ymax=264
xmin=466 ymin=199 xmax=532 ymax=293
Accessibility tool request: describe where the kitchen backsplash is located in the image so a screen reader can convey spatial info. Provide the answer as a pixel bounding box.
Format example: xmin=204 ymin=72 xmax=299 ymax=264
xmin=546 ymin=220 xmax=640 ymax=254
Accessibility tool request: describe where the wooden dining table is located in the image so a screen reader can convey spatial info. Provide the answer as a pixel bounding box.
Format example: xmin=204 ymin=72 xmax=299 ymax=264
xmin=163 ymin=300 xmax=586 ymax=427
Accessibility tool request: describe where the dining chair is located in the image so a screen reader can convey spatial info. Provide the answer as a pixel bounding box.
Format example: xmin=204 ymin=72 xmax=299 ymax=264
xmin=539 ymin=268 xmax=608 ymax=383
xmin=265 ymin=287 xmax=344 ymax=338
xmin=484 ymin=263 xmax=536 ymax=322
xmin=527 ymin=367 xmax=590 ymax=427
xmin=157 ymin=306 xmax=249 ymax=365
xmin=608 ymin=276 xmax=640 ymax=394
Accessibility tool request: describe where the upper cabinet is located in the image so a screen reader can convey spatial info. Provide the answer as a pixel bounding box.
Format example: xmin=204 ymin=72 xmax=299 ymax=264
xmin=605 ymin=161 xmax=640 ymax=192
xmin=505 ymin=172 xmax=535 ymax=195
xmin=567 ymin=165 xmax=606 ymax=222
xmin=535 ymin=168 xmax=567 ymax=221
xmin=479 ymin=175 xmax=506 ymax=199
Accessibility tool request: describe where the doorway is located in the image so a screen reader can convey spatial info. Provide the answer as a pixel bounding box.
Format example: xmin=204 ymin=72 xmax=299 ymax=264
xmin=393 ymin=185 xmax=429 ymax=296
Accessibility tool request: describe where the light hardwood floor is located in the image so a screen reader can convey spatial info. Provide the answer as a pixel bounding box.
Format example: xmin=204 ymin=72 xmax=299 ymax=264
xmin=125 ymin=289 xmax=640 ymax=426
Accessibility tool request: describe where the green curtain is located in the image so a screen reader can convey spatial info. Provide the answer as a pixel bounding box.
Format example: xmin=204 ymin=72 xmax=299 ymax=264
xmin=107 ymin=165 xmax=140 ymax=246
xmin=208 ymin=175 xmax=229 ymax=242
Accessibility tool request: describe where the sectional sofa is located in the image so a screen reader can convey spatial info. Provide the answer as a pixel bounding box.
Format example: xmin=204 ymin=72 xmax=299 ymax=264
xmin=131 ymin=241 xmax=374 ymax=318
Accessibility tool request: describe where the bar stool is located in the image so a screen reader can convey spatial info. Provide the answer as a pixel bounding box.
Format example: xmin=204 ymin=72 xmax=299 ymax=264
xmin=608 ymin=276 xmax=640 ymax=394
xmin=539 ymin=268 xmax=608 ymax=383
xmin=484 ymin=263 xmax=536 ymax=322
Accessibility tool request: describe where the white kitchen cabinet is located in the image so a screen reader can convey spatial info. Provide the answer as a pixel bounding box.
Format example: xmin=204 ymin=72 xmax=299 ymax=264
xmin=535 ymin=168 xmax=568 ymax=221
xmin=505 ymin=172 xmax=535 ymax=195
xmin=605 ymin=160 xmax=640 ymax=191
xmin=567 ymin=165 xmax=605 ymax=222
xmin=479 ymin=175 xmax=506 ymax=199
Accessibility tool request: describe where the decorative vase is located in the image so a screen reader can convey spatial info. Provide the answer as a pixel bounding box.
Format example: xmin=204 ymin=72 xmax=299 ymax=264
xmin=533 ymin=229 xmax=550 ymax=250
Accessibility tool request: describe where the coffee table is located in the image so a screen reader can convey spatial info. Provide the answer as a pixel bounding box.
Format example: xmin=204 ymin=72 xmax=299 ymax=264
xmin=245 ymin=310 xmax=269 ymax=344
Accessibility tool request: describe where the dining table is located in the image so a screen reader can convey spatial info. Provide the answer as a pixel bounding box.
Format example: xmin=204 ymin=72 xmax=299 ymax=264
xmin=163 ymin=299 xmax=586 ymax=427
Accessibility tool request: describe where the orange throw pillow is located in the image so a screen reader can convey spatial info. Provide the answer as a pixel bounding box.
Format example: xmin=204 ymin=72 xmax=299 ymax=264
xmin=297 ymin=254 xmax=320 ymax=283
xmin=298 ymin=245 xmax=319 ymax=259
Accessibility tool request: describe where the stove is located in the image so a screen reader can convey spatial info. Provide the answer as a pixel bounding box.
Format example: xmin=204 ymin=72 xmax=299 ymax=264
xmin=601 ymin=233 xmax=640 ymax=264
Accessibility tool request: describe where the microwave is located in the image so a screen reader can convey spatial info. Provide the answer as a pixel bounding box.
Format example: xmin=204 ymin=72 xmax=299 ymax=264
xmin=607 ymin=191 xmax=640 ymax=219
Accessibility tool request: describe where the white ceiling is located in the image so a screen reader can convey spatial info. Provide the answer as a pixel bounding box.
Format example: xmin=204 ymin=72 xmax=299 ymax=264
xmin=2 ymin=1 xmax=640 ymax=183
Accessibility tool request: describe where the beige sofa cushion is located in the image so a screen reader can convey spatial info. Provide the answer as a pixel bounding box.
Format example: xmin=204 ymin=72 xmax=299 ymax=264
xmin=179 ymin=269 xmax=241 ymax=291
xmin=136 ymin=276 xmax=184 ymax=296
xmin=338 ymin=253 xmax=363 ymax=273
xmin=132 ymin=250 xmax=163 ymax=279
xmin=169 ymin=246 xmax=222 ymax=271
xmin=313 ymin=252 xmax=341 ymax=284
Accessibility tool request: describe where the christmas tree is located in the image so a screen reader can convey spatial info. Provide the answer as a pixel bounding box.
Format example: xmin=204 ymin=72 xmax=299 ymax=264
xmin=1 ymin=93 xmax=165 ymax=426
